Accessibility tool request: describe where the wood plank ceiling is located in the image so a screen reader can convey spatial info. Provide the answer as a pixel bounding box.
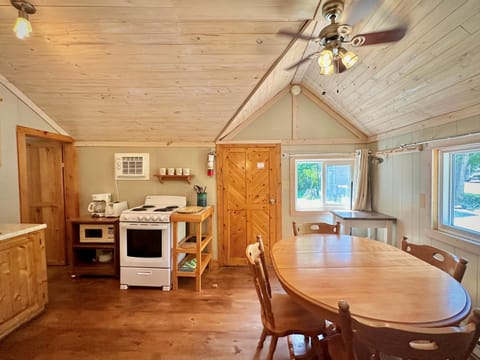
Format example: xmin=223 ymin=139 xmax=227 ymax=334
xmin=0 ymin=0 xmax=479 ymax=144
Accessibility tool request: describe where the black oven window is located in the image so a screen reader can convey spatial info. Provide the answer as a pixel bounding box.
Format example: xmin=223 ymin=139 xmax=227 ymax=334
xmin=126 ymin=229 xmax=163 ymax=258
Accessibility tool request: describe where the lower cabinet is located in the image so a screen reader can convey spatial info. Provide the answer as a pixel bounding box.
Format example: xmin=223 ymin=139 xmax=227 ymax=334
xmin=0 ymin=229 xmax=48 ymax=340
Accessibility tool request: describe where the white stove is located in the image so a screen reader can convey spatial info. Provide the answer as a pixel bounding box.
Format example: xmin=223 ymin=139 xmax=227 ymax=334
xmin=119 ymin=195 xmax=186 ymax=290
xmin=120 ymin=195 xmax=186 ymax=223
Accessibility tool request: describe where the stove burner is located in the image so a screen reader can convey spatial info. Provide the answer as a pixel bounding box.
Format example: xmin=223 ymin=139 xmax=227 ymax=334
xmin=142 ymin=205 xmax=155 ymax=208
xmin=154 ymin=205 xmax=179 ymax=212
xmin=132 ymin=207 xmax=147 ymax=211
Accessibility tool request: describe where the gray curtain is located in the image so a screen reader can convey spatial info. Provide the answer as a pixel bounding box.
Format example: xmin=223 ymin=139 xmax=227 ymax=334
xmin=352 ymin=149 xmax=371 ymax=211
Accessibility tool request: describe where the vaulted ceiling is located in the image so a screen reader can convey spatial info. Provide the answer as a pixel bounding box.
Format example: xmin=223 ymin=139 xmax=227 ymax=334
xmin=1 ymin=0 xmax=479 ymax=144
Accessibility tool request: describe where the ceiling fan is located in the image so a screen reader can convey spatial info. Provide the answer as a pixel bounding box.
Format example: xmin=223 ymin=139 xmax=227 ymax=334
xmin=279 ymin=0 xmax=407 ymax=75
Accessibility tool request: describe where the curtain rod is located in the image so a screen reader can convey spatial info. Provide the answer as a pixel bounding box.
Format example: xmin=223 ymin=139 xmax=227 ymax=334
xmin=282 ymin=152 xmax=355 ymax=158
xmin=376 ymin=131 xmax=480 ymax=155
xmin=282 ymin=150 xmax=380 ymax=158
xmin=282 ymin=151 xmax=383 ymax=163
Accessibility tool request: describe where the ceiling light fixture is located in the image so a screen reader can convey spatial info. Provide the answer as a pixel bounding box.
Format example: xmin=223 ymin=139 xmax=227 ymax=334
xmin=10 ymin=0 xmax=36 ymax=40
xmin=316 ymin=40 xmax=359 ymax=75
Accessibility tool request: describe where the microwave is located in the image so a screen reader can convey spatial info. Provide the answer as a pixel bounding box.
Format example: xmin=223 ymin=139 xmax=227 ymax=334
xmin=79 ymin=224 xmax=115 ymax=243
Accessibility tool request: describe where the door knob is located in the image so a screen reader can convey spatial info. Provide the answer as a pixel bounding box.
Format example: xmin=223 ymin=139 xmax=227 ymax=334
xmin=269 ymin=198 xmax=276 ymax=205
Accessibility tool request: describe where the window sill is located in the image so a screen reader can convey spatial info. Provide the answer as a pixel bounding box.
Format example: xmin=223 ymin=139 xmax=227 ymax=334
xmin=291 ymin=209 xmax=348 ymax=217
xmin=426 ymin=229 xmax=480 ymax=255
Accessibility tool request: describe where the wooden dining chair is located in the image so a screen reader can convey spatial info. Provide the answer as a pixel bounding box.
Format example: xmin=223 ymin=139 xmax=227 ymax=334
xmin=327 ymin=300 xmax=480 ymax=360
xmin=246 ymin=236 xmax=329 ymax=360
xmin=292 ymin=221 xmax=341 ymax=236
xmin=401 ymin=236 xmax=468 ymax=282
xmin=256 ymin=235 xmax=271 ymax=298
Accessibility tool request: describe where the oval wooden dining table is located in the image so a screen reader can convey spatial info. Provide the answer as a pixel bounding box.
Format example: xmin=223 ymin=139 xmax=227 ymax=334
xmin=271 ymin=234 xmax=472 ymax=327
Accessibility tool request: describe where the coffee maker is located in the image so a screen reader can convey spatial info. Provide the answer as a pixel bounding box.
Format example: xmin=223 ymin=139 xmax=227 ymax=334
xmin=87 ymin=193 xmax=111 ymax=217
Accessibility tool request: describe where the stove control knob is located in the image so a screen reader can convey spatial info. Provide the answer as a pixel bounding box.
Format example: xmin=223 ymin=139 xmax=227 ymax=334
xmin=122 ymin=215 xmax=128 ymax=221
xmin=145 ymin=216 xmax=151 ymax=221
xmin=138 ymin=215 xmax=145 ymax=221
xmin=152 ymin=216 xmax=159 ymax=221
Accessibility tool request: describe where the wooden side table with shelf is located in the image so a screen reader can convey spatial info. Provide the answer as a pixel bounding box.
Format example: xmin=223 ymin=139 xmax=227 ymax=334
xmin=68 ymin=217 xmax=119 ymax=277
xmin=171 ymin=206 xmax=214 ymax=291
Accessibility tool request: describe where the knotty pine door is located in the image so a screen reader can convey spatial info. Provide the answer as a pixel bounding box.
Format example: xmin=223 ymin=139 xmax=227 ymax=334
xmin=26 ymin=139 xmax=66 ymax=265
xmin=217 ymin=144 xmax=281 ymax=266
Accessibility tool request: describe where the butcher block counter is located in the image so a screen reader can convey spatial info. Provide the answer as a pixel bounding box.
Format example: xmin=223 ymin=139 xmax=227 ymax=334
xmin=0 ymin=224 xmax=48 ymax=339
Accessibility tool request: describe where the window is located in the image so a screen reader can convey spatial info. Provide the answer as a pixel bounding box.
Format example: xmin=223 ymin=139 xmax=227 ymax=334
xmin=437 ymin=145 xmax=480 ymax=240
xmin=292 ymin=157 xmax=353 ymax=213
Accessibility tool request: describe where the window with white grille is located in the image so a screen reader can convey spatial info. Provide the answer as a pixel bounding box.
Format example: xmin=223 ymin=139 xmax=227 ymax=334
xmin=114 ymin=153 xmax=149 ymax=180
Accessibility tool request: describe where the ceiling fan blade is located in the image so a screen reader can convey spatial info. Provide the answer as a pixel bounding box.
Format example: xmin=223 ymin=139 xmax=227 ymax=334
xmin=278 ymin=29 xmax=319 ymax=41
xmin=342 ymin=0 xmax=380 ymax=25
xmin=350 ymin=26 xmax=407 ymax=47
xmin=285 ymin=54 xmax=319 ymax=71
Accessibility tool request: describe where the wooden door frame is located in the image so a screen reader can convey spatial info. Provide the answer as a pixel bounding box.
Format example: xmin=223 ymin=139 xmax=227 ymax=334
xmin=216 ymin=143 xmax=282 ymax=266
xmin=16 ymin=125 xmax=79 ymax=224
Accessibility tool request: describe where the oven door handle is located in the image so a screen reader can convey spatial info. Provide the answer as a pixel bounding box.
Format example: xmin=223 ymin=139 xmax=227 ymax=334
xmin=120 ymin=222 xmax=169 ymax=230
xmin=137 ymin=271 xmax=152 ymax=276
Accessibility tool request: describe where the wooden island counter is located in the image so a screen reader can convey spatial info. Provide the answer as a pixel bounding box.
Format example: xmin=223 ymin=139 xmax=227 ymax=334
xmin=0 ymin=224 xmax=48 ymax=339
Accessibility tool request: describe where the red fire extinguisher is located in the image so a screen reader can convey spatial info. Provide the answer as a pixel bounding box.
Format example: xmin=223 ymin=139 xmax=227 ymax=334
xmin=207 ymin=151 xmax=215 ymax=177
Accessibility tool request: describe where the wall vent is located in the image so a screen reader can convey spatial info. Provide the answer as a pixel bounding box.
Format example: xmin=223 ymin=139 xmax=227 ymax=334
xmin=114 ymin=153 xmax=150 ymax=180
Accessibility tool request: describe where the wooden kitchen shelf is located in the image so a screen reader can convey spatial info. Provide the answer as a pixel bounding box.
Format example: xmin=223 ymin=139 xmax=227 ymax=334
xmin=153 ymin=174 xmax=194 ymax=183
xmin=171 ymin=205 xmax=214 ymax=291
xmin=177 ymin=253 xmax=212 ymax=276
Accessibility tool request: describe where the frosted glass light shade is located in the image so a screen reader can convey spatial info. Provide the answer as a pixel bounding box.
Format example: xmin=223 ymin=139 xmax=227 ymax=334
xmin=317 ymin=49 xmax=334 ymax=67
xmin=339 ymin=48 xmax=358 ymax=69
xmin=13 ymin=16 xmax=32 ymax=39
xmin=319 ymin=64 xmax=334 ymax=75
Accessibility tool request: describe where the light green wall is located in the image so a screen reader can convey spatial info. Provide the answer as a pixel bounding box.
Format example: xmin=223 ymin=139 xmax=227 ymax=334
xmin=296 ymin=95 xmax=354 ymax=139
xmin=233 ymin=93 xmax=358 ymax=141
xmin=0 ymin=82 xmax=59 ymax=223
xmin=234 ymin=95 xmax=292 ymax=140
xmin=77 ymin=147 xmax=216 ymax=212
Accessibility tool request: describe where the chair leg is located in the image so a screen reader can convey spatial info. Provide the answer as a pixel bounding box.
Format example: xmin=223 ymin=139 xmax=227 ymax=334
xmin=267 ymin=335 xmax=278 ymax=360
xmin=257 ymin=328 xmax=267 ymax=349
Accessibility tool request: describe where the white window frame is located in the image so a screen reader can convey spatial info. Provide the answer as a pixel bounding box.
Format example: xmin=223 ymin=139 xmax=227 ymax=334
xmin=290 ymin=154 xmax=354 ymax=216
xmin=435 ymin=143 xmax=480 ymax=242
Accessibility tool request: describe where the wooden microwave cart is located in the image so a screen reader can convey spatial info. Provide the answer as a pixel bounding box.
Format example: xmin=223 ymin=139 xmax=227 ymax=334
xmin=171 ymin=206 xmax=213 ymax=291
xmin=68 ymin=216 xmax=119 ymax=277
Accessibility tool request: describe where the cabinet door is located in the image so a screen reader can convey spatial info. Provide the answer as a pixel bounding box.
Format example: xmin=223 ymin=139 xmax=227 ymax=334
xmin=0 ymin=237 xmax=35 ymax=325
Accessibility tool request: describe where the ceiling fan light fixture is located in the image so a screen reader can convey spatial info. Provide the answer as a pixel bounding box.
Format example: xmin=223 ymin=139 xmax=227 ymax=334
xmin=339 ymin=47 xmax=358 ymax=69
xmin=317 ymin=49 xmax=334 ymax=67
xmin=10 ymin=0 xmax=36 ymax=39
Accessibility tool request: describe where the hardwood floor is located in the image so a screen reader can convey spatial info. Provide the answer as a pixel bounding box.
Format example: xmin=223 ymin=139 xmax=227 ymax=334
xmin=0 ymin=266 xmax=297 ymax=360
